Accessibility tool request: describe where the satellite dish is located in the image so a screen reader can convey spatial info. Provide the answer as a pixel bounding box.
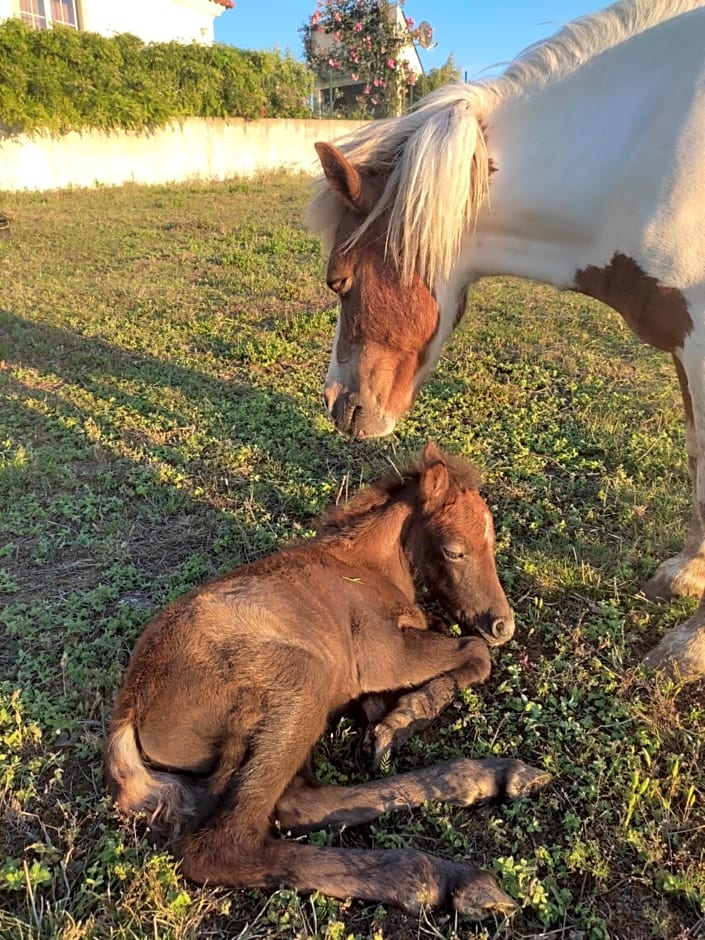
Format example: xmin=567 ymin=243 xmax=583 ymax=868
xmin=416 ymin=21 xmax=435 ymax=49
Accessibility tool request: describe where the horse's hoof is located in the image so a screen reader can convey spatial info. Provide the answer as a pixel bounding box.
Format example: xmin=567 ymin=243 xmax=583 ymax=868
xmin=642 ymin=554 xmax=705 ymax=601
xmin=641 ymin=574 xmax=676 ymax=601
xmin=643 ymin=621 xmax=705 ymax=681
xmin=452 ymin=869 xmax=516 ymax=919
xmin=502 ymin=760 xmax=552 ymax=799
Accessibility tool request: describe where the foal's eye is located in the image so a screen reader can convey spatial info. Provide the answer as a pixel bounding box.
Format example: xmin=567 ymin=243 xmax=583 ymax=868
xmin=442 ymin=544 xmax=465 ymax=561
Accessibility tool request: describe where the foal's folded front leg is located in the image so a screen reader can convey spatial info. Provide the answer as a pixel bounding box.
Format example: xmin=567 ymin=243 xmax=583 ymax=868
xmin=369 ymin=643 xmax=492 ymax=768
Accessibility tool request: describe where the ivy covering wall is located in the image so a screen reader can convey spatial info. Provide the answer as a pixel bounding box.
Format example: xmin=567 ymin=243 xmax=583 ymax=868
xmin=0 ymin=19 xmax=315 ymax=135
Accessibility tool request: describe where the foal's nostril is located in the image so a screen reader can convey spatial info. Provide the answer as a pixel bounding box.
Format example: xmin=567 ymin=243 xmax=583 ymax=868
xmin=491 ymin=618 xmax=513 ymax=641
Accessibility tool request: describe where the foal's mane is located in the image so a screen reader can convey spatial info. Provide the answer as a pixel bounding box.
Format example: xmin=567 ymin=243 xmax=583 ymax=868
xmin=318 ymin=453 xmax=481 ymax=535
xmin=307 ymin=0 xmax=701 ymax=284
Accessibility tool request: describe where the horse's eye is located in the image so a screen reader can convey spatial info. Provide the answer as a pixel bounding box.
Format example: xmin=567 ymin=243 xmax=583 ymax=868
xmin=328 ymin=275 xmax=353 ymax=296
xmin=442 ymin=545 xmax=465 ymax=561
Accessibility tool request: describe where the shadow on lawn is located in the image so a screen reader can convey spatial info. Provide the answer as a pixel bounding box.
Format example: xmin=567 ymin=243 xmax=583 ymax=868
xmin=0 ymin=307 xmax=369 ymax=503
xmin=1 ymin=307 xmax=380 ymax=690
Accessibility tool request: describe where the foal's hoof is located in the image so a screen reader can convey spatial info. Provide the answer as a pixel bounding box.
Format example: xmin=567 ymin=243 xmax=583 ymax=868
xmin=368 ymin=710 xmax=419 ymax=769
xmin=502 ymin=760 xmax=552 ymax=799
xmin=642 ymin=621 xmax=705 ymax=681
xmin=452 ymin=869 xmax=516 ymax=920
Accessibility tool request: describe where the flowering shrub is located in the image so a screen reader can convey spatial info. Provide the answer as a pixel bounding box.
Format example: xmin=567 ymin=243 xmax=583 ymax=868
xmin=301 ymin=0 xmax=430 ymax=117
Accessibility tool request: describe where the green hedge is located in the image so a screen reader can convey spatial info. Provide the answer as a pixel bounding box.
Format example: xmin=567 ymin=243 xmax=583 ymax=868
xmin=0 ymin=19 xmax=315 ymax=134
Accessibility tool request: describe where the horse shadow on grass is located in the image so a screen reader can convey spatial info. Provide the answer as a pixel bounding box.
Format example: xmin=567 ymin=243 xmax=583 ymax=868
xmin=1 ymin=308 xmax=394 ymax=703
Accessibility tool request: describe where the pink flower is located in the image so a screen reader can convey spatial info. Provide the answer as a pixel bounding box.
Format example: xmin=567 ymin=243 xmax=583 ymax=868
xmin=352 ymin=22 xmax=362 ymax=32
xmin=405 ymin=16 xmax=415 ymax=27
xmin=407 ymin=73 xmax=417 ymax=86
xmin=351 ymin=71 xmax=359 ymax=81
xmin=334 ymin=30 xmax=341 ymax=41
xmin=373 ymin=77 xmax=380 ymax=87
xmin=333 ymin=11 xmax=341 ymax=20
xmin=386 ymin=58 xmax=395 ymax=69
xmin=371 ymin=97 xmax=378 ymax=105
xmin=363 ymin=84 xmax=371 ymax=94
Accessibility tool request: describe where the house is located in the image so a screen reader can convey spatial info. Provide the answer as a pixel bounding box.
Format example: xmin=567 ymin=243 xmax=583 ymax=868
xmin=310 ymin=2 xmax=425 ymax=116
xmin=0 ymin=0 xmax=233 ymax=45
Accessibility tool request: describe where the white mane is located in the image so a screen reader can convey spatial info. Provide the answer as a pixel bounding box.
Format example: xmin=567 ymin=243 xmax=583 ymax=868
xmin=307 ymin=0 xmax=703 ymax=283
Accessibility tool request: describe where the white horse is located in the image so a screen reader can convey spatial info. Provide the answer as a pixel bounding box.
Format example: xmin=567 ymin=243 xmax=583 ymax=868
xmin=306 ymin=0 xmax=705 ymax=679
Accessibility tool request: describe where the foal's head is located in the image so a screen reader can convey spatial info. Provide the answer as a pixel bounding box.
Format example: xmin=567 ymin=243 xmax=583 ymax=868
xmin=408 ymin=443 xmax=514 ymax=646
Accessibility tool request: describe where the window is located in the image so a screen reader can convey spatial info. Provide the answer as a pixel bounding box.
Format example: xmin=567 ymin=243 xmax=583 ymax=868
xmin=19 ymin=0 xmax=79 ymax=30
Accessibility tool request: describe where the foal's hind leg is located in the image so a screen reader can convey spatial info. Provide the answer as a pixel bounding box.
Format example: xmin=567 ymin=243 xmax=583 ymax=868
xmin=642 ymin=341 xmax=705 ymax=678
xmin=176 ymin=663 xmax=516 ymax=917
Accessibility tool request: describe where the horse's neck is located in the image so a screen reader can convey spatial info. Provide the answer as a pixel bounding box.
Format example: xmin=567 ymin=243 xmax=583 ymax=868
xmin=325 ymin=501 xmax=416 ymax=598
xmin=462 ymin=9 xmax=704 ymax=290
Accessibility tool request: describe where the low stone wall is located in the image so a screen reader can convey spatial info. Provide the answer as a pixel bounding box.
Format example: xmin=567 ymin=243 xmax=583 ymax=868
xmin=0 ymin=117 xmax=367 ymax=192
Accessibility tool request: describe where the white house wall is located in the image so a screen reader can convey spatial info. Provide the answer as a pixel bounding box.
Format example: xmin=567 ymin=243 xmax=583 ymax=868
xmin=79 ymin=0 xmax=224 ymax=43
xmin=0 ymin=118 xmax=368 ymax=191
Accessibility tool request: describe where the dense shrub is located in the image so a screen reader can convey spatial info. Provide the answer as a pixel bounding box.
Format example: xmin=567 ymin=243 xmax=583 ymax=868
xmin=0 ymin=19 xmax=315 ymax=134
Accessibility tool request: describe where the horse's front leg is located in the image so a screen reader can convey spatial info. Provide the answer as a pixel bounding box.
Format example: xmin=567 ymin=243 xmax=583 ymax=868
xmin=642 ymin=345 xmax=705 ymax=678
xmin=353 ymin=622 xmax=492 ymax=766
xmin=356 ymin=608 xmax=452 ymax=725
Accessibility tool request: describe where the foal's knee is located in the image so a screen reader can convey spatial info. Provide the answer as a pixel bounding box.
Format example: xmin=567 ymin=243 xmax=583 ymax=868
xmin=458 ymin=637 xmax=492 ymax=686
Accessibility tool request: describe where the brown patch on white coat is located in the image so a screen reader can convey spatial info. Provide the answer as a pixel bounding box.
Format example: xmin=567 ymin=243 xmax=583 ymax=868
xmin=573 ymin=252 xmax=693 ymax=352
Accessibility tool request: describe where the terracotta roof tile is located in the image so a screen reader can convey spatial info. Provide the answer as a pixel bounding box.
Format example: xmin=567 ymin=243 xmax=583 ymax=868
xmin=212 ymin=0 xmax=234 ymax=8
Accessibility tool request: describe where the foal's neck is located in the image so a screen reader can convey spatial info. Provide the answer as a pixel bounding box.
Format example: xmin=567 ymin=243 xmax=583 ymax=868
xmin=324 ymin=500 xmax=416 ymax=599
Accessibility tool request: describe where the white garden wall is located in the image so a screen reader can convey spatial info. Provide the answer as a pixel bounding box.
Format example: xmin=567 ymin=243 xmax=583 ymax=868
xmin=0 ymin=118 xmax=367 ymax=192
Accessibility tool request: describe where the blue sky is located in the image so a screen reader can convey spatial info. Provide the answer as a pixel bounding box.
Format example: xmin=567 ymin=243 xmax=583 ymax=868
xmin=214 ymin=2 xmax=607 ymax=80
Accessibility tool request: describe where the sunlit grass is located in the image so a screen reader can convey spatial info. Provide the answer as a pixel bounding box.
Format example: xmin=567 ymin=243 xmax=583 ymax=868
xmin=0 ymin=175 xmax=702 ymax=939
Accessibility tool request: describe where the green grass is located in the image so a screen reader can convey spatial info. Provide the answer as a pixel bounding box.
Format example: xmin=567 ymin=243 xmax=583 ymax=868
xmin=0 ymin=175 xmax=703 ymax=940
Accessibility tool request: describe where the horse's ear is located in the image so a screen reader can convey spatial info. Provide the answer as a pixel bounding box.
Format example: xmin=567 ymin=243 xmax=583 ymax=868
xmin=419 ymin=444 xmax=449 ymax=512
xmin=314 ymin=142 xmax=367 ymax=213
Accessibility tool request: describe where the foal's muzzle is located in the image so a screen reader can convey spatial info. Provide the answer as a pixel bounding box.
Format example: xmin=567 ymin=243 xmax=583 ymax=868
xmin=463 ymin=611 xmax=516 ymax=647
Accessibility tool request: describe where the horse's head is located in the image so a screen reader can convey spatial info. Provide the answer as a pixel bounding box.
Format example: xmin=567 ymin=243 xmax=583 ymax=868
xmin=314 ymin=142 xmax=440 ymax=439
xmin=409 ymin=442 xmax=515 ymax=646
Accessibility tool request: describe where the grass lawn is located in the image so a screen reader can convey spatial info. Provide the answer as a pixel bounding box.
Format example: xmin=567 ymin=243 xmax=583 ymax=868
xmin=0 ymin=174 xmax=703 ymax=939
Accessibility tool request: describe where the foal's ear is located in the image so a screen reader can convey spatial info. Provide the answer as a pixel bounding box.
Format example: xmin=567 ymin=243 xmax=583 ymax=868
xmin=420 ymin=443 xmax=449 ymax=512
xmin=315 ymin=142 xmax=369 ymax=214
xmin=422 ymin=441 xmax=444 ymax=465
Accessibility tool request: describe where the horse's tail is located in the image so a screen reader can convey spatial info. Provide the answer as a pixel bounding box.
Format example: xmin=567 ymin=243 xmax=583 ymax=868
xmin=104 ymin=711 xmax=199 ymax=830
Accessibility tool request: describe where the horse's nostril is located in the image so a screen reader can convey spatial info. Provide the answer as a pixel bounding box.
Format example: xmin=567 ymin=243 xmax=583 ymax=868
xmin=323 ymin=386 xmax=338 ymax=414
xmin=491 ymin=618 xmax=513 ymax=640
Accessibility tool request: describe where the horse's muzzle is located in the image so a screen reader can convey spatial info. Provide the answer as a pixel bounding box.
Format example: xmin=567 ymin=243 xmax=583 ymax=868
xmin=323 ymin=384 xmax=396 ymax=439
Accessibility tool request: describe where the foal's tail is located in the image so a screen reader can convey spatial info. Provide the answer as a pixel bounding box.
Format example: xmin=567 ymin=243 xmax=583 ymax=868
xmin=104 ymin=712 xmax=198 ymax=831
